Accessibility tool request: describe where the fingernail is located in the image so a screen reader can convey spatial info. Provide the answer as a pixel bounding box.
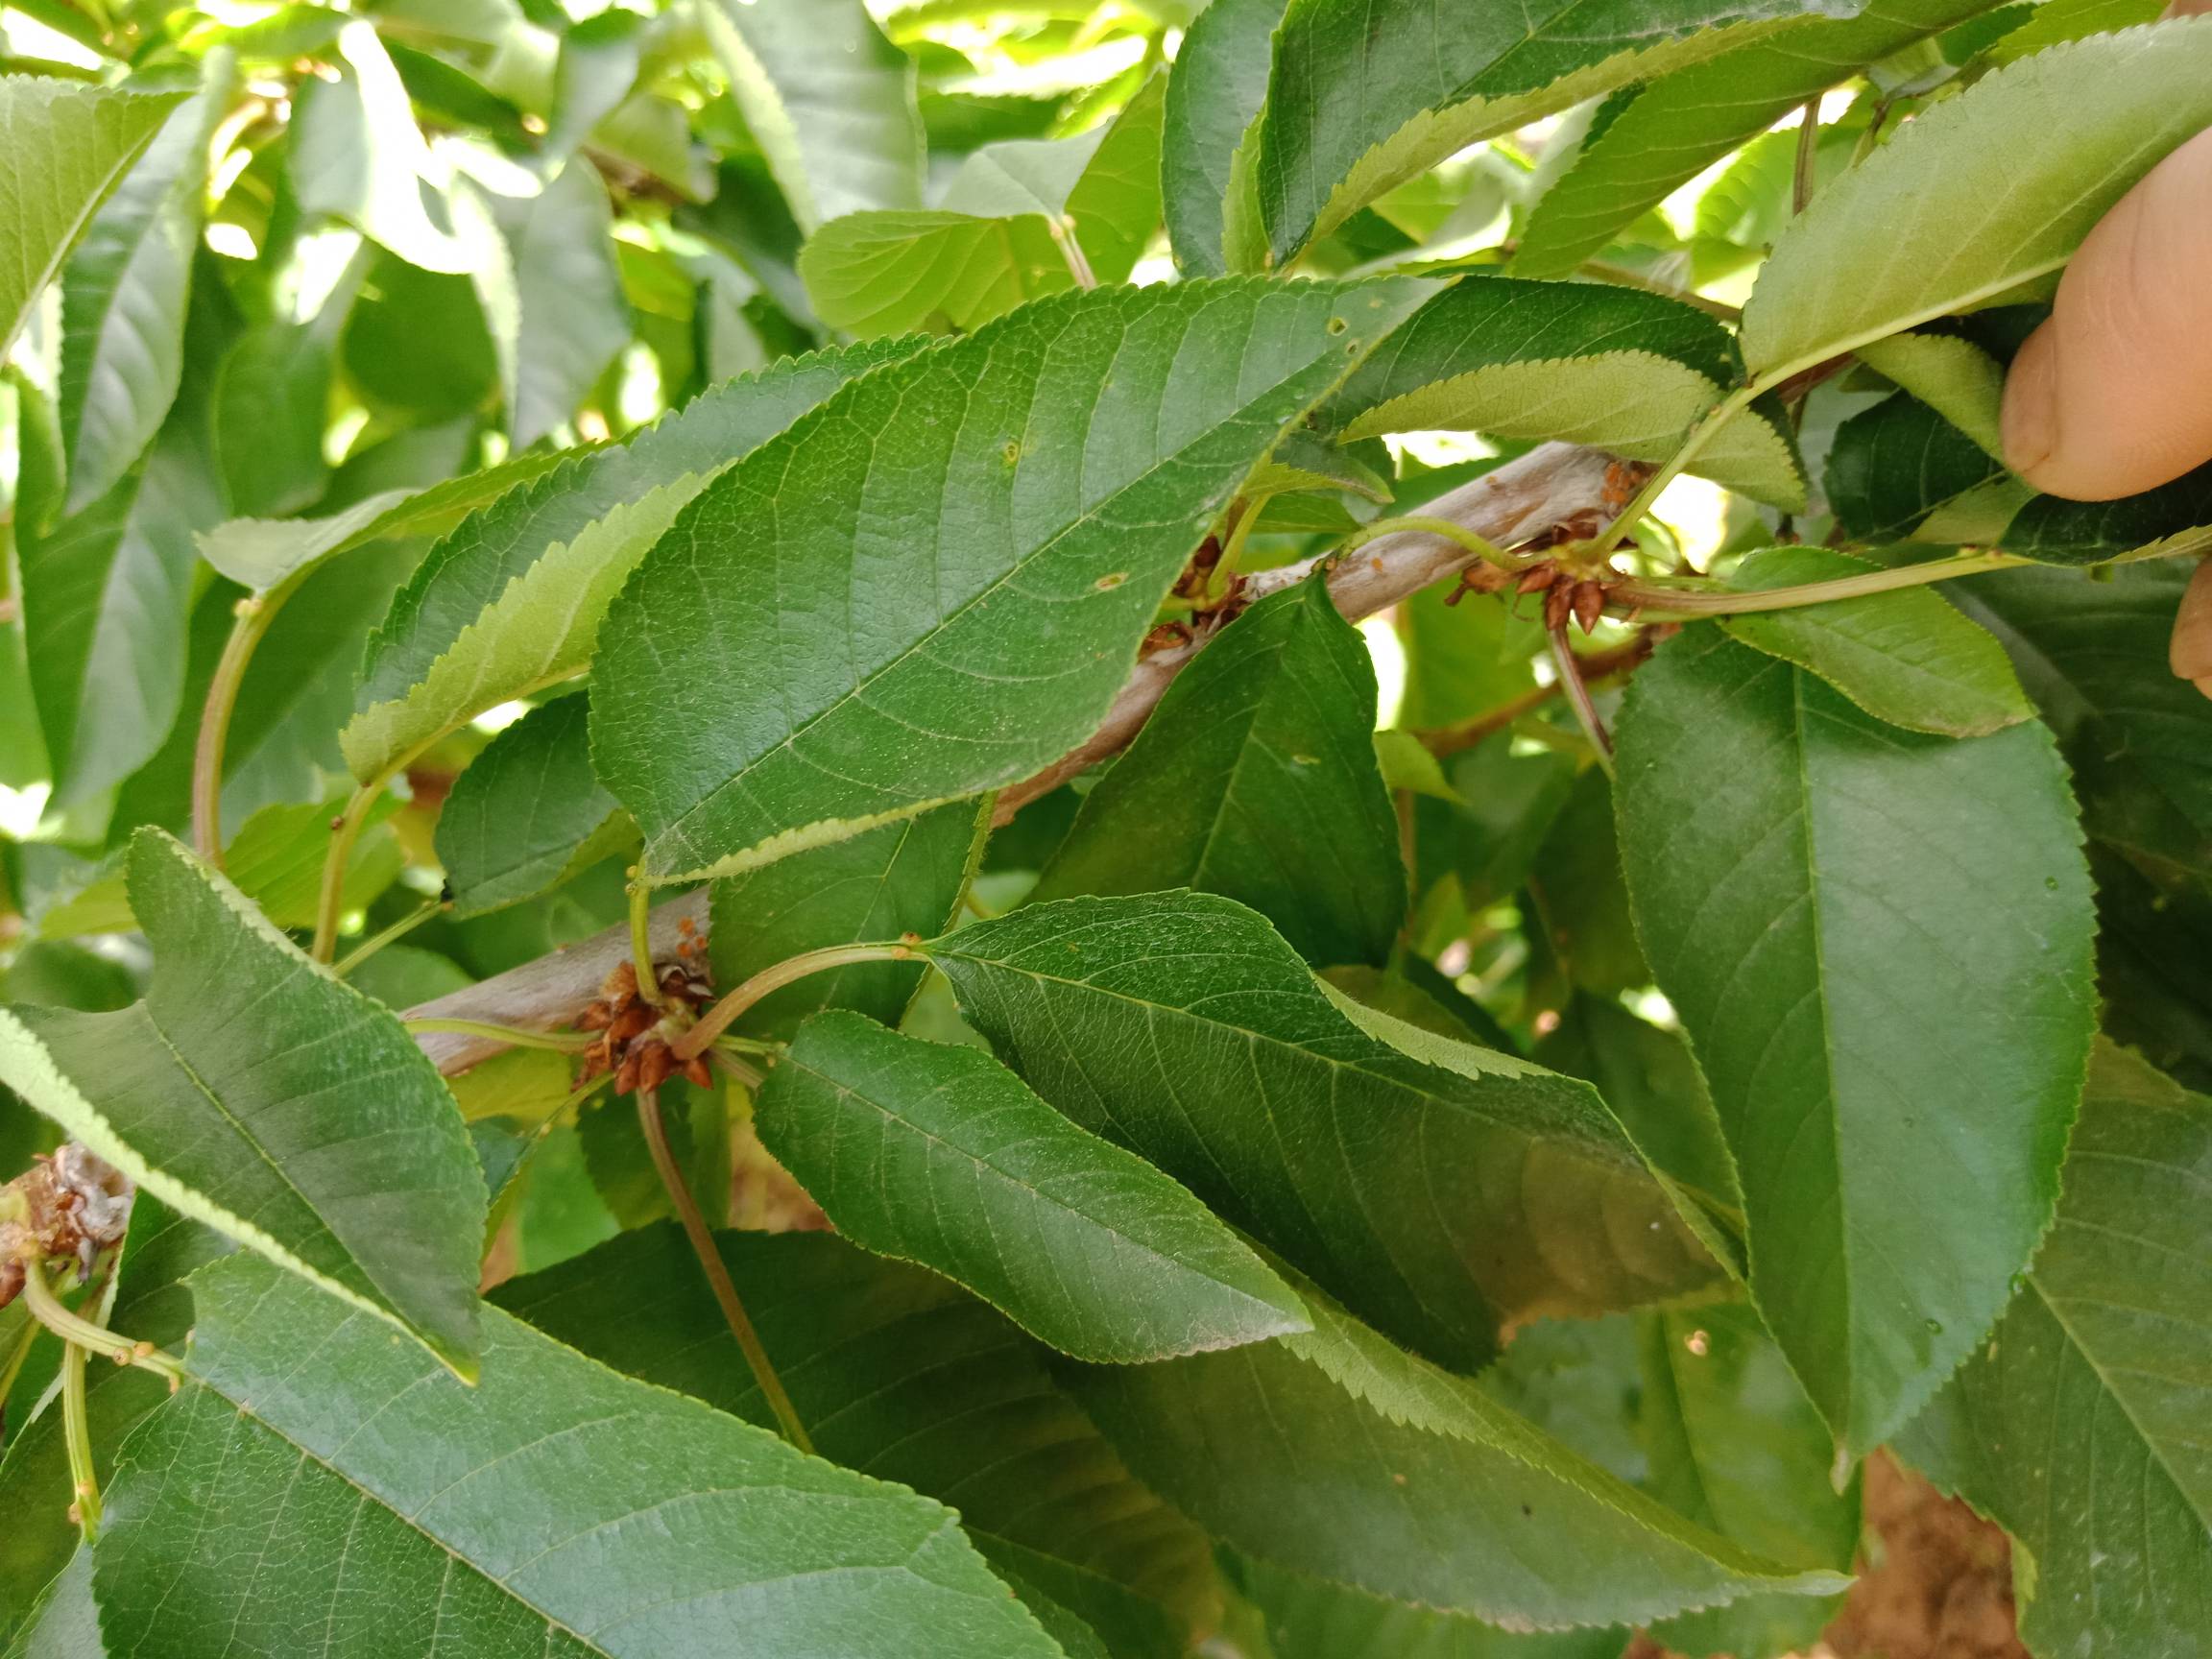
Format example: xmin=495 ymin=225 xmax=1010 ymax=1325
xmin=2002 ymin=326 xmax=2059 ymax=479
xmin=2171 ymin=558 xmax=2212 ymax=681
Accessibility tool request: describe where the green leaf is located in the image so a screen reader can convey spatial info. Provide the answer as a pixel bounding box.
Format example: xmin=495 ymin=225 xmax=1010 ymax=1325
xmin=593 ymin=276 xmax=1435 ymax=886
xmin=1322 ymin=275 xmax=1803 ymax=509
xmin=435 ymin=692 xmax=633 ymax=917
xmin=57 ymin=60 xmax=228 ymax=513
xmin=1613 ymin=627 xmax=2096 ymax=1451
xmin=1822 ymin=393 xmax=2005 ymax=542
xmin=701 ymin=0 xmax=924 ymax=232
xmin=1982 ymin=0 xmax=2165 ymax=62
xmin=1160 ymin=0 xmax=1281 ymax=276
xmin=1527 ymin=770 xmax=1648 ymax=997
xmin=2001 ymin=459 xmax=2212 ymax=565
xmin=546 ymin=10 xmax=644 ymax=163
xmin=801 ymin=77 xmax=1165 ymax=338
xmin=0 ymin=1196 xmax=229 ymax=1653
xmin=1511 ymin=0 xmax=2000 ymax=280
xmin=1068 ymin=1267 xmax=1848 ymax=1628
xmin=0 ymin=77 xmax=185 ymax=359
xmin=1950 ymin=562 xmax=2212 ymax=891
xmin=1716 ymin=546 xmax=2032 ymax=737
xmin=925 ymin=890 xmax=1722 ymax=1372
xmin=1740 ymin=17 xmax=2212 ymax=383
xmin=288 ymin=19 xmax=474 ymax=274
xmin=1895 ymin=1043 xmax=2212 ymax=1658
xmin=493 ymin=160 xmax=631 ymax=447
xmin=1251 ymin=0 xmax=1850 ymax=268
xmin=1225 ymin=1554 xmax=1622 ymax=1659
xmin=1638 ymin=1305 xmax=1858 ymax=1658
xmin=759 ymin=1009 xmax=1311 ymax=1361
xmin=93 ymin=1254 xmax=1068 ymax=1659
xmin=1396 ymin=583 xmax=1543 ymax=730
xmin=1853 ymin=330 xmax=2007 ymax=459
xmin=211 ymin=316 xmax=341 ymax=518
xmin=709 ymin=799 xmax=985 ymax=1042
xmin=496 ymin=1225 xmax=1214 ymax=1649
xmin=0 ymin=830 xmax=486 ymax=1376
xmin=343 ymin=336 xmax=924 ymax=784
xmin=1031 ymin=573 xmax=1406 ymax=969
xmin=13 ymin=374 xmax=219 ymax=808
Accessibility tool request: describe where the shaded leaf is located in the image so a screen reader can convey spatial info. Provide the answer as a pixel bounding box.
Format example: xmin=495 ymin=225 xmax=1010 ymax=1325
xmin=701 ymin=0 xmax=924 ymax=232
xmin=1614 ymin=627 xmax=2096 ymax=1451
xmin=1032 ymin=573 xmax=1406 ymax=969
xmin=1527 ymin=770 xmax=1647 ymax=997
xmin=1323 ymin=275 xmax=1802 ymax=508
xmin=1854 ymin=329 xmax=2007 ymax=458
xmin=1069 ymin=1267 xmax=1847 ymax=1628
xmin=2001 ymin=458 xmax=2212 ymax=565
xmin=435 ymin=692 xmax=632 ymax=917
xmin=593 ymin=277 xmax=1434 ymax=885
xmin=1895 ymin=1043 xmax=2212 ymax=1658
xmin=0 ymin=830 xmax=485 ymax=1374
xmin=345 ymin=336 xmax=924 ymax=784
xmin=494 ymin=160 xmax=630 ymax=447
xmin=763 ymin=1010 xmax=1307 ymax=1361
xmin=1823 ymin=392 xmax=2005 ymax=541
xmin=709 ymin=799 xmax=984 ymax=1042
xmin=1226 ymin=1554 xmax=1622 ymax=1659
xmin=94 ymin=1254 xmax=1066 ymax=1659
xmin=1160 ymin=0 xmax=1282 ymax=275
xmin=926 ymin=890 xmax=1721 ymax=1372
xmin=1741 ymin=18 xmax=2212 ymax=382
xmin=1718 ymin=545 xmax=2032 ymax=736
xmin=0 ymin=77 xmax=185 ymax=358
xmin=494 ymin=1224 xmax=1215 ymax=1646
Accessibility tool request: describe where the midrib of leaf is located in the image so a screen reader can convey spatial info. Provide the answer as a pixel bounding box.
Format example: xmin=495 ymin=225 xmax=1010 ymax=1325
xmin=658 ymin=357 xmax=1362 ymax=878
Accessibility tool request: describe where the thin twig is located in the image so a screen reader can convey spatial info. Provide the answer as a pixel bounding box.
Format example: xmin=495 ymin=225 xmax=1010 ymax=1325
xmin=628 ymin=878 xmax=669 ymax=1009
xmin=1418 ymin=632 xmax=1657 ymax=757
xmin=192 ymin=589 xmax=283 ymax=865
xmin=1792 ymin=97 xmax=1821 ymax=216
xmin=401 ymin=1018 xmax=598 ymax=1054
xmin=310 ymin=785 xmax=382 ymax=964
xmin=635 ymin=1085 xmax=813 ymax=1454
xmin=1614 ymin=549 xmax=2031 ymax=617
xmin=1550 ymin=624 xmax=1616 ymax=777
xmin=674 ymin=941 xmax=913 ymax=1063
xmin=334 ymin=898 xmax=447 ymax=978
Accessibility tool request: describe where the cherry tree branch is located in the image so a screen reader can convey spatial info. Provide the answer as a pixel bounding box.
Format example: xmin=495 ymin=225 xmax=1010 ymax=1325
xmin=404 ymin=442 xmax=1644 ymax=1075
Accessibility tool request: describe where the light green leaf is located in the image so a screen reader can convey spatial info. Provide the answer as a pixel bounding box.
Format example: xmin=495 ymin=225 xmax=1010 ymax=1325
xmin=343 ymin=336 xmax=923 ymax=785
xmin=802 ymin=77 xmax=1166 ymax=338
xmin=1896 ymin=1043 xmax=2212 ymax=1658
xmin=1741 ymin=18 xmax=2212 ymax=383
xmin=709 ymin=799 xmax=985 ymax=1042
xmin=1511 ymin=0 xmax=1999 ymax=280
xmin=701 ymin=0 xmax=923 ymax=232
xmin=0 ymin=830 xmax=486 ymax=1376
xmin=58 ymin=60 xmax=229 ymax=514
xmin=496 ymin=1225 xmax=1215 ymax=1649
xmin=1324 ymin=276 xmax=1803 ymax=509
xmin=759 ymin=1010 xmax=1310 ymax=1361
xmin=1982 ymin=0 xmax=2165 ymax=64
xmin=925 ymin=891 xmax=1722 ymax=1372
xmin=546 ymin=9 xmax=644 ymax=164
xmin=0 ymin=77 xmax=184 ymax=359
xmin=1161 ymin=0 xmax=1284 ymax=276
xmin=210 ymin=315 xmax=342 ymax=518
xmin=1950 ymin=562 xmax=2212 ymax=892
xmin=434 ymin=692 xmax=633 ymax=917
xmin=1069 ymin=1267 xmax=1848 ymax=1628
xmin=289 ymin=19 xmax=473 ymax=273
xmin=493 ymin=160 xmax=630 ymax=447
xmin=1639 ymin=1305 xmax=1858 ymax=1657
xmin=1251 ymin=0 xmax=1854 ymax=267
xmin=93 ymin=1254 xmax=1068 ymax=1659
xmin=1032 ymin=574 xmax=1406 ymax=968
xmin=593 ymin=276 xmax=1435 ymax=886
xmin=1373 ymin=729 xmax=1457 ymax=802
xmin=1717 ymin=546 xmax=2032 ymax=737
xmin=1614 ymin=627 xmax=2096 ymax=1452
xmin=218 ymin=790 xmax=403 ymax=928
xmin=1853 ymin=330 xmax=2007 ymax=458
xmin=1822 ymin=392 xmax=2005 ymax=541
xmin=1226 ymin=1554 xmax=1623 ymax=1659
xmin=1397 ymin=583 xmax=1544 ymax=731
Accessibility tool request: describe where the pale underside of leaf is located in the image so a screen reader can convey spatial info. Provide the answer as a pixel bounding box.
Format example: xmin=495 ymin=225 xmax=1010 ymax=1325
xmin=1853 ymin=333 xmax=2007 ymax=460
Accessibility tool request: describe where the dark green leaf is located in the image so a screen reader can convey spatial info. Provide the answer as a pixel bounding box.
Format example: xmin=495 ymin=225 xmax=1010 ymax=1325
xmin=1160 ymin=0 xmax=1281 ymax=275
xmin=1032 ymin=573 xmax=1405 ymax=968
xmin=0 ymin=830 xmax=486 ymax=1374
xmin=760 ymin=1009 xmax=1310 ymax=1361
xmin=1718 ymin=545 xmax=2032 ymax=737
xmin=1226 ymin=1553 xmax=1622 ymax=1659
xmin=94 ymin=1254 xmax=1067 ymax=1659
xmin=1895 ymin=1043 xmax=2212 ymax=1658
xmin=1823 ymin=393 xmax=2005 ymax=542
xmin=1068 ymin=1269 xmax=1847 ymax=1627
xmin=494 ymin=1225 xmax=1216 ymax=1646
xmin=926 ymin=891 xmax=1721 ymax=1371
xmin=435 ymin=692 xmax=632 ymax=917
xmin=1322 ymin=275 xmax=1803 ymax=508
xmin=709 ymin=798 xmax=985 ymax=1042
xmin=0 ymin=78 xmax=185 ymax=358
xmin=346 ymin=336 xmax=924 ymax=784
xmin=700 ymin=0 xmax=924 ymax=232
xmin=1527 ymin=770 xmax=1647 ymax=996
xmin=1614 ymin=627 xmax=2096 ymax=1452
xmin=593 ymin=276 xmax=1435 ymax=885
xmin=2002 ymin=458 xmax=2212 ymax=564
